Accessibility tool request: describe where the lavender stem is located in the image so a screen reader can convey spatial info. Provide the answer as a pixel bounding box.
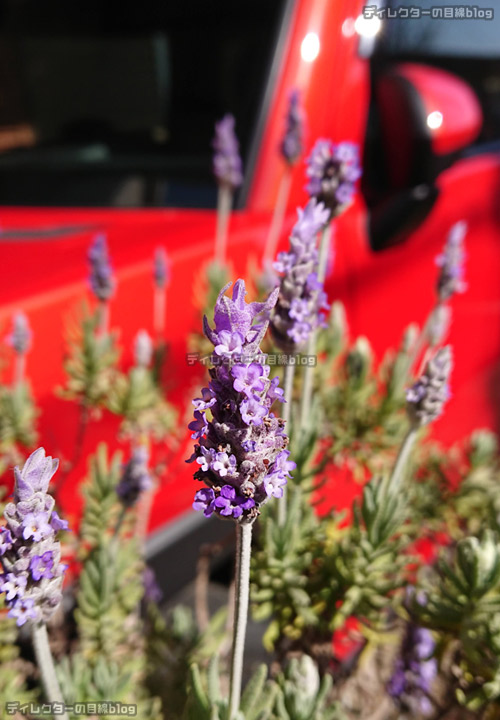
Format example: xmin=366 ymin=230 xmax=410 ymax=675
xmin=14 ymin=353 xmax=26 ymax=389
xmin=228 ymin=522 xmax=252 ymax=720
xmin=214 ymin=185 xmax=233 ymax=265
xmin=98 ymin=300 xmax=110 ymax=337
xmin=154 ymin=286 xmax=166 ymax=337
xmin=317 ymin=222 xmax=333 ymax=285
xmin=32 ymin=622 xmax=69 ymax=720
xmin=385 ymin=428 xmax=418 ymax=497
xmin=263 ymin=168 xmax=292 ymax=265
xmin=278 ymin=363 xmax=295 ymax=526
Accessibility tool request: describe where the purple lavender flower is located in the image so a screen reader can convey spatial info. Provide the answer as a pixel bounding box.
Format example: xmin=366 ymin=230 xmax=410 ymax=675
xmin=280 ymin=89 xmax=304 ymax=165
xmin=212 ymin=114 xmax=244 ymax=190
xmin=0 ymin=448 xmax=68 ymax=627
xmin=143 ymin=566 xmax=163 ymax=604
xmin=6 ymin=312 xmax=32 ymax=355
xmin=88 ymin=233 xmax=115 ymax=302
xmin=306 ymin=139 xmax=361 ymax=216
xmin=30 ymin=552 xmax=55 ymax=581
xmin=116 ymin=446 xmax=152 ymax=508
xmin=435 ymin=221 xmax=467 ymax=302
xmin=388 ymin=624 xmax=437 ymax=716
xmin=271 ymin=199 xmax=330 ymax=351
xmin=134 ymin=330 xmax=153 ymax=368
xmin=189 ymin=280 xmax=295 ymax=523
xmin=153 ymin=247 xmax=170 ymax=290
xmin=406 ymin=346 xmax=452 ymax=428
xmin=189 ymin=411 xmax=209 ymax=440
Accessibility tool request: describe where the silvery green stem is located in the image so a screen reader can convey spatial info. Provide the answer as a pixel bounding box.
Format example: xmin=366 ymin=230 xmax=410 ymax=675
xmin=98 ymin=300 xmax=110 ymax=338
xmin=299 ymin=331 xmax=316 ymax=433
xmin=215 ymin=184 xmax=233 ymax=265
xmin=317 ymin=222 xmax=332 ymax=285
xmin=154 ymin=286 xmax=166 ymax=337
xmin=385 ymin=427 xmax=418 ymax=496
xmin=278 ymin=362 xmax=295 ymax=526
xmin=14 ymin=353 xmax=26 ymax=389
xmin=299 ymin=223 xmax=332 ymax=431
xmin=32 ymin=622 xmax=69 ymax=720
xmin=263 ymin=167 xmax=292 ymax=264
xmin=228 ymin=522 xmax=252 ymax=720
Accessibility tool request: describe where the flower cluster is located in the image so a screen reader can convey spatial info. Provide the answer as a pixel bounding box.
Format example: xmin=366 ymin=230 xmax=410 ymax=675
xmin=134 ymin=330 xmax=153 ymax=368
xmin=406 ymin=346 xmax=452 ymax=428
xmin=88 ymin=234 xmax=115 ymax=302
xmin=436 ymin=221 xmax=467 ymax=302
xmin=212 ymin=114 xmax=243 ymax=190
xmin=306 ymin=140 xmax=361 ymax=216
xmin=280 ymin=89 xmax=304 ymax=165
xmin=154 ymin=247 xmax=170 ymax=290
xmin=189 ymin=280 xmax=295 ymax=523
xmin=0 ymin=448 xmax=68 ymax=626
xmin=387 ymin=624 xmax=438 ymax=716
xmin=270 ymin=199 xmax=330 ymax=351
xmin=6 ymin=312 xmax=32 ymax=355
xmin=116 ymin=446 xmax=153 ymax=508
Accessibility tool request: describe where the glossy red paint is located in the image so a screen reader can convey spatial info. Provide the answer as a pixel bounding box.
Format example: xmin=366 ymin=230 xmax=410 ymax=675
xmin=394 ymin=63 xmax=483 ymax=156
xmin=1 ymin=0 xmax=500 ymax=534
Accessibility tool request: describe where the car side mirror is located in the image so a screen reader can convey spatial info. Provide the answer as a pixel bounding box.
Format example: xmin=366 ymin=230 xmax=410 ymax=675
xmin=369 ymin=62 xmax=482 ymax=249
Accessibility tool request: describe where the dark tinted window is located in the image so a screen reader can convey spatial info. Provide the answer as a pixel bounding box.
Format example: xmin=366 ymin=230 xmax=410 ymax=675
xmin=0 ymin=0 xmax=286 ymax=206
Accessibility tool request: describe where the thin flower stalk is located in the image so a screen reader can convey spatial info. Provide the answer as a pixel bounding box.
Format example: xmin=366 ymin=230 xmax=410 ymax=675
xmin=277 ymin=362 xmax=295 ymax=527
xmin=153 ymin=247 xmax=170 ymax=336
xmin=228 ymin=522 xmax=252 ymax=720
xmin=212 ymin=115 xmax=243 ymax=265
xmin=263 ymin=167 xmax=293 ymax=265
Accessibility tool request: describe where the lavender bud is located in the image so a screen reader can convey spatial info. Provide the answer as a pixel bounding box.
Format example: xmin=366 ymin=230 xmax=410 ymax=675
xmin=212 ymin=114 xmax=243 ymax=190
xmin=6 ymin=312 xmax=32 ymax=355
xmin=153 ymin=247 xmax=170 ymax=290
xmin=134 ymin=330 xmax=153 ymax=368
xmin=271 ymin=199 xmax=331 ymax=352
xmin=116 ymin=447 xmax=152 ymax=508
xmin=280 ymin=89 xmax=304 ymax=165
xmin=189 ymin=280 xmax=295 ymax=523
xmin=306 ymin=140 xmax=362 ymax=216
xmin=388 ymin=624 xmax=437 ymax=717
xmin=0 ymin=449 xmax=68 ymax=626
xmin=88 ymin=233 xmax=115 ymax=302
xmin=435 ymin=221 xmax=467 ymax=302
xmin=406 ymin=346 xmax=452 ymax=428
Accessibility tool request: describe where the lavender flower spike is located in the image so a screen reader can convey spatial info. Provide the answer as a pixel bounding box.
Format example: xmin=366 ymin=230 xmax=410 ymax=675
xmin=134 ymin=330 xmax=153 ymax=368
xmin=0 ymin=448 xmax=68 ymax=626
xmin=190 ymin=280 xmax=295 ymax=523
xmin=436 ymin=220 xmax=467 ymax=302
xmin=88 ymin=233 xmax=115 ymax=302
xmin=6 ymin=312 xmax=32 ymax=355
xmin=153 ymin=247 xmax=170 ymax=290
xmin=406 ymin=346 xmax=452 ymax=428
xmin=116 ymin=446 xmax=153 ymax=508
xmin=306 ymin=139 xmax=362 ymax=217
xmin=281 ymin=89 xmax=304 ymax=165
xmin=271 ymin=199 xmax=331 ymax=352
xmin=213 ymin=114 xmax=244 ymax=190
xmin=388 ymin=624 xmax=437 ymax=717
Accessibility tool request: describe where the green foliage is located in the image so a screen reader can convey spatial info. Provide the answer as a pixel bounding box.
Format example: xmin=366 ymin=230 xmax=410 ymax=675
xmin=0 ymin=380 xmax=38 ymax=449
xmin=106 ymin=365 xmax=177 ymax=442
xmin=79 ymin=444 xmax=122 ymax=553
xmin=415 ymin=531 xmax=500 ymax=710
xmin=60 ymin=305 xmax=119 ymax=409
xmin=184 ymin=657 xmax=278 ymax=720
xmin=275 ymin=655 xmax=345 ymax=720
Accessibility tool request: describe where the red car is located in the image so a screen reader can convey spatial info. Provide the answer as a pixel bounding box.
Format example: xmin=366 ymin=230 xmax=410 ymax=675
xmin=1 ymin=0 xmax=499 ymax=590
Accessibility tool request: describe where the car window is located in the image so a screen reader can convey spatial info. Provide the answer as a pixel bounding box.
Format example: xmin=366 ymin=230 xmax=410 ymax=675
xmin=0 ymin=0 xmax=286 ymax=207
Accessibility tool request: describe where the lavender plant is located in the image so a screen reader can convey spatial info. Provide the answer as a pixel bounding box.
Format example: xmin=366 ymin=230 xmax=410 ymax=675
xmin=212 ymin=114 xmax=243 ymax=266
xmin=189 ymin=279 xmax=294 ymax=718
xmin=0 ymin=448 xmax=69 ymax=715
